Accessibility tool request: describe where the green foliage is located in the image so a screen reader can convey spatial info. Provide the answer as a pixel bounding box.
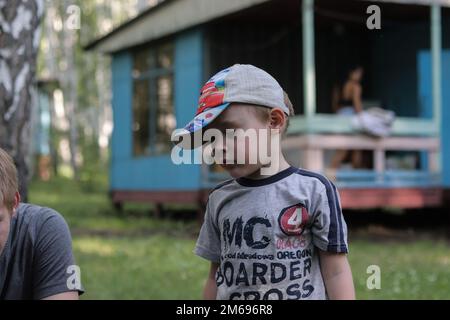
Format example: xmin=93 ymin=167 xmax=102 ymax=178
xmin=78 ymin=134 xmax=106 ymax=192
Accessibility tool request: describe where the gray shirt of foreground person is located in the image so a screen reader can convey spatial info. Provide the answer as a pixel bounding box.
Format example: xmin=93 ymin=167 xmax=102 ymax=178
xmin=0 ymin=203 xmax=84 ymax=299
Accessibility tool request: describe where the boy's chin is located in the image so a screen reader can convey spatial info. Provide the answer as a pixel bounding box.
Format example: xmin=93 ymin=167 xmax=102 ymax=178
xmin=220 ymin=163 xmax=260 ymax=179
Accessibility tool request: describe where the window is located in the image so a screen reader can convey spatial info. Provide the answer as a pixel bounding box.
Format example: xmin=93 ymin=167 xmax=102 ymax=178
xmin=132 ymin=41 xmax=176 ymax=156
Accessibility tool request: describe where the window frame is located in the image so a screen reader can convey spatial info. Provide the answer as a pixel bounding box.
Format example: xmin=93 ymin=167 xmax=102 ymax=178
xmin=131 ymin=41 xmax=175 ymax=157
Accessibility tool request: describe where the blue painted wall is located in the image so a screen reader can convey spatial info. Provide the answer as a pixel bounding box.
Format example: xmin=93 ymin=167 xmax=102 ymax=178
xmin=110 ymin=28 xmax=204 ymax=191
xmin=174 ymin=28 xmax=205 ymax=132
xmin=441 ymin=51 xmax=450 ymax=187
xmin=418 ymin=50 xmax=450 ymax=187
xmin=110 ymin=50 xmax=132 ymax=190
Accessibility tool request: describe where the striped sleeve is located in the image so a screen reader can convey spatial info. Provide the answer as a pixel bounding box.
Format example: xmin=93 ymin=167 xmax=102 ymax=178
xmin=194 ymin=200 xmax=221 ymax=263
xmin=311 ymin=181 xmax=348 ymax=254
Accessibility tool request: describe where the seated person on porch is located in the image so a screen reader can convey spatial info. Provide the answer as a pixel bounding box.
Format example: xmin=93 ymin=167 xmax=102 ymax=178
xmin=330 ymin=65 xmax=364 ymax=170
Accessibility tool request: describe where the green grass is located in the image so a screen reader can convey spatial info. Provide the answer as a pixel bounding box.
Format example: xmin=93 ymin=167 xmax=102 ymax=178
xmin=29 ymin=177 xmax=198 ymax=235
xmin=73 ymin=236 xmax=207 ymax=299
xmin=349 ymin=240 xmax=450 ymax=299
xmin=29 ymin=177 xmax=450 ymax=300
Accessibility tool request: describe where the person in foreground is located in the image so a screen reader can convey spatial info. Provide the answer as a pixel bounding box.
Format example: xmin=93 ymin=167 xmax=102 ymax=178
xmin=176 ymin=64 xmax=355 ymax=300
xmin=0 ymin=148 xmax=83 ymax=300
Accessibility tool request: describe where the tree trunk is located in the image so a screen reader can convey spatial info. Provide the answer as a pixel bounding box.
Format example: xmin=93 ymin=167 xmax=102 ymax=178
xmin=0 ymin=0 xmax=44 ymax=202
xmin=62 ymin=0 xmax=79 ymax=181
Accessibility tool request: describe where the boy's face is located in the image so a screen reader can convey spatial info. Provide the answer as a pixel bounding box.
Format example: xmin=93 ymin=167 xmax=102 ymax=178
xmin=207 ymin=103 xmax=275 ymax=179
xmin=0 ymin=192 xmax=19 ymax=254
xmin=0 ymin=204 xmax=12 ymax=254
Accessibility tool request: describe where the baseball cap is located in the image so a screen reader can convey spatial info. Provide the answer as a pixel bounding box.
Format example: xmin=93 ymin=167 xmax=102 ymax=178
xmin=173 ymin=64 xmax=289 ymax=149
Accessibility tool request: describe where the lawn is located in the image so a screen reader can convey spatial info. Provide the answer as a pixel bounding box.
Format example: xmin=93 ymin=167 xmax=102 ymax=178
xmin=29 ymin=177 xmax=450 ymax=299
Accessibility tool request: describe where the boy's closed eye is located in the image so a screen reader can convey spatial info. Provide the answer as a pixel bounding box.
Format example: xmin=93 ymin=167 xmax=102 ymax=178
xmin=211 ymin=120 xmax=239 ymax=133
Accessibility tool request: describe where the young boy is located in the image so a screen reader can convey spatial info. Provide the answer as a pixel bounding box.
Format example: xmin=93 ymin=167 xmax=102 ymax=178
xmin=176 ymin=64 xmax=355 ymax=300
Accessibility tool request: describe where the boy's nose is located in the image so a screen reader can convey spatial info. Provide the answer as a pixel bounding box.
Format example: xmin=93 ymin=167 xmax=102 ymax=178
xmin=210 ymin=135 xmax=228 ymax=163
xmin=211 ymin=141 xmax=226 ymax=157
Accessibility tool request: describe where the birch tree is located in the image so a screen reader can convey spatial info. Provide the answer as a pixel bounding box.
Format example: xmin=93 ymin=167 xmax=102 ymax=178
xmin=0 ymin=0 xmax=44 ymax=201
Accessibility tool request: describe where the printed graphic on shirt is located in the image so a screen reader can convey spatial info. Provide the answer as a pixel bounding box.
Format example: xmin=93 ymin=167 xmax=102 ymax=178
xmin=216 ymin=213 xmax=316 ymax=300
xmin=278 ymin=203 xmax=309 ymax=236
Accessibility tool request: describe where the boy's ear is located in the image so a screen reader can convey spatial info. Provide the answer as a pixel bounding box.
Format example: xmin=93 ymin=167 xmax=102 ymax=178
xmin=13 ymin=192 xmax=20 ymax=210
xmin=269 ymin=108 xmax=286 ymax=130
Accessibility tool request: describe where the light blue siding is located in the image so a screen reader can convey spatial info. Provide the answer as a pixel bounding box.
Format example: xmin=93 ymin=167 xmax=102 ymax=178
xmin=110 ymin=51 xmax=133 ymax=190
xmin=110 ymin=28 xmax=204 ymax=192
xmin=418 ymin=50 xmax=450 ymax=187
xmin=441 ymin=51 xmax=450 ymax=187
xmin=174 ymin=28 xmax=204 ymax=127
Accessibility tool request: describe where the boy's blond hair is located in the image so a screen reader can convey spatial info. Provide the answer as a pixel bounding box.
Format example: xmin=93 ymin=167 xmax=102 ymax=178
xmin=251 ymin=91 xmax=295 ymax=134
xmin=0 ymin=148 xmax=18 ymax=211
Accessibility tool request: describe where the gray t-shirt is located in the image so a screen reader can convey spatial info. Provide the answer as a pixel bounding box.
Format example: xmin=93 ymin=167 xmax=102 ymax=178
xmin=0 ymin=203 xmax=84 ymax=300
xmin=195 ymin=166 xmax=348 ymax=300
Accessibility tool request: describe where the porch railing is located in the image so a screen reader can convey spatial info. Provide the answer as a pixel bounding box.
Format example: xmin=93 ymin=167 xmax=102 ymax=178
xmin=201 ymin=115 xmax=442 ymax=190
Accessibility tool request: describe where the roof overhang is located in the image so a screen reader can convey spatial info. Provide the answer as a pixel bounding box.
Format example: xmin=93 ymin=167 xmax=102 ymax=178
xmin=84 ymin=0 xmax=271 ymax=53
xmin=85 ymin=0 xmax=450 ymax=54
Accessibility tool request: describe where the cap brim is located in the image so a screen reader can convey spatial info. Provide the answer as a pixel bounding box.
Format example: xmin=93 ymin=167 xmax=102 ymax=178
xmin=172 ymin=103 xmax=230 ymax=150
